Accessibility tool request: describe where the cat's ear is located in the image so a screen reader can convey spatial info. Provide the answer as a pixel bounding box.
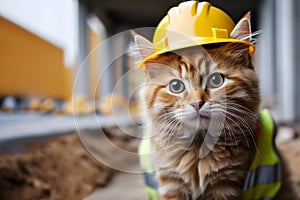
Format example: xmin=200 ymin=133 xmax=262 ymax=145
xmin=226 ymin=12 xmax=253 ymax=59
xmin=144 ymin=64 xmax=170 ymax=80
xmin=131 ymin=31 xmax=167 ymax=79
xmin=230 ymin=12 xmax=252 ymax=42
xmin=132 ymin=31 xmax=155 ymax=60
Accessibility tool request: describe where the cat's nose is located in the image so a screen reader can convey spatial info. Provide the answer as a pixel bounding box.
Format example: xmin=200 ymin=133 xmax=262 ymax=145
xmin=190 ymin=101 xmax=205 ymax=111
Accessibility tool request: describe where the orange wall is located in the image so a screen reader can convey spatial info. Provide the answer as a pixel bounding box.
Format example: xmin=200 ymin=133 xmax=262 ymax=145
xmin=87 ymin=26 xmax=101 ymax=99
xmin=0 ymin=16 xmax=72 ymax=100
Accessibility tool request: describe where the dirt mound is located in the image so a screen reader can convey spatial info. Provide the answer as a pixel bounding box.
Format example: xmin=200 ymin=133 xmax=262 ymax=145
xmin=0 ymin=134 xmax=113 ymax=200
xmin=278 ymin=139 xmax=300 ymax=197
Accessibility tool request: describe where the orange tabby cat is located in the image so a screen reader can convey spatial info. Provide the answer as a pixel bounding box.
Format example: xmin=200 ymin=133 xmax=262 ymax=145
xmin=135 ymin=5 xmax=295 ymax=200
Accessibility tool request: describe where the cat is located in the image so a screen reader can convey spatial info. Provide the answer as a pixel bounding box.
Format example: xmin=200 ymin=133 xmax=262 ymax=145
xmin=134 ymin=12 xmax=296 ymax=200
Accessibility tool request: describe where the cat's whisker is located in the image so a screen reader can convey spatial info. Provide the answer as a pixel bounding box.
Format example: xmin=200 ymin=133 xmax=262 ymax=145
xmin=219 ymin=109 xmax=258 ymax=155
xmin=167 ymin=120 xmax=183 ymax=145
xmin=215 ymin=105 xmax=255 ymax=131
xmin=214 ymin=115 xmax=231 ymax=150
xmin=224 ymin=114 xmax=248 ymax=151
xmin=151 ymin=108 xmax=178 ymax=121
xmin=152 ymin=113 xmax=185 ymax=147
xmin=210 ymin=106 xmax=256 ymax=154
xmin=224 ymin=105 xmax=258 ymax=123
xmin=152 ymin=113 xmax=175 ymax=122
xmin=214 ymin=111 xmax=242 ymax=150
xmin=250 ymin=30 xmax=262 ymax=38
xmin=249 ymin=30 xmax=262 ymax=44
xmin=215 ymin=101 xmax=259 ymax=123
xmin=155 ymin=117 xmax=178 ymax=132
xmin=221 ymin=104 xmax=258 ymax=130
xmin=164 ymin=122 xmax=183 ymax=147
xmin=224 ymin=120 xmax=239 ymax=152
xmin=214 ymin=111 xmax=242 ymax=153
xmin=155 ymin=120 xmax=177 ymax=130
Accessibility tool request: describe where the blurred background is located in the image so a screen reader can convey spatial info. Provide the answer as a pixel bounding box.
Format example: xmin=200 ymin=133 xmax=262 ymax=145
xmin=0 ymin=0 xmax=299 ymax=121
xmin=0 ymin=0 xmax=300 ymax=200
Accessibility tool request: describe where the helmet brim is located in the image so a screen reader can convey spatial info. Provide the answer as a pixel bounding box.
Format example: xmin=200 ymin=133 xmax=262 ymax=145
xmin=139 ymin=38 xmax=255 ymax=70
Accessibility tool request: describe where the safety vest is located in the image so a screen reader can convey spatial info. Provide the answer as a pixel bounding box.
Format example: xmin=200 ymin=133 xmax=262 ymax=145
xmin=138 ymin=109 xmax=282 ymax=200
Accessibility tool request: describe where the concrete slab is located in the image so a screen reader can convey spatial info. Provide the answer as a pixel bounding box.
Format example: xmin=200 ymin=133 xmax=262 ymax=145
xmin=84 ymin=170 xmax=148 ymax=200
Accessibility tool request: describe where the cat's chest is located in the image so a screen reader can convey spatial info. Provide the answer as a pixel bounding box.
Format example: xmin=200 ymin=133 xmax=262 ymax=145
xmin=171 ymin=147 xmax=226 ymax=197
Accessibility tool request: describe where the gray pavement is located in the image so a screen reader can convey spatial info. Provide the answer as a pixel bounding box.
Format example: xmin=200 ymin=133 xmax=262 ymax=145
xmin=84 ymin=170 xmax=148 ymax=200
xmin=0 ymin=112 xmax=132 ymax=141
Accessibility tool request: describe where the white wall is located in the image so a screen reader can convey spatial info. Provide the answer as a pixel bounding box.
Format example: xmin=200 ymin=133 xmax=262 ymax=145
xmin=0 ymin=0 xmax=79 ymax=67
xmin=258 ymin=0 xmax=297 ymax=122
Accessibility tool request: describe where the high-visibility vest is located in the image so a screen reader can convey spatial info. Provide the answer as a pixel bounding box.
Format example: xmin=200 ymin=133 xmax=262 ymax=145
xmin=138 ymin=109 xmax=282 ymax=200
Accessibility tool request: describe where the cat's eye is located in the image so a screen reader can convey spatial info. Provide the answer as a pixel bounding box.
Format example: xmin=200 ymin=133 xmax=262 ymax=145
xmin=207 ymin=73 xmax=224 ymax=89
xmin=169 ymin=79 xmax=185 ymax=94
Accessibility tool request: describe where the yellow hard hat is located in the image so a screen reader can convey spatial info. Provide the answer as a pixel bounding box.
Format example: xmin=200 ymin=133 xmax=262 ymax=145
xmin=141 ymin=1 xmax=255 ymax=65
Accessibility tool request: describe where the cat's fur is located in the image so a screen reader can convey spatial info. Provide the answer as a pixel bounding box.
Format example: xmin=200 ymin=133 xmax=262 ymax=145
xmin=135 ymin=13 xmax=295 ymax=200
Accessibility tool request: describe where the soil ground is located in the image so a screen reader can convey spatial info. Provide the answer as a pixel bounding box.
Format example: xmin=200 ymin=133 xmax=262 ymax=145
xmin=0 ymin=134 xmax=113 ymax=200
xmin=1 ymin=126 xmax=300 ymax=200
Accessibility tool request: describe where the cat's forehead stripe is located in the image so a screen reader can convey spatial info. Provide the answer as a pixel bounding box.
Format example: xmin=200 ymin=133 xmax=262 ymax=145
xmin=178 ymin=61 xmax=187 ymax=77
xmin=201 ymin=58 xmax=216 ymax=74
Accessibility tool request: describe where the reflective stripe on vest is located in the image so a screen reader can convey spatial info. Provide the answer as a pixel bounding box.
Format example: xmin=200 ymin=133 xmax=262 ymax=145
xmin=139 ymin=109 xmax=282 ymax=200
xmin=144 ymin=171 xmax=159 ymax=190
xmin=243 ymin=164 xmax=282 ymax=190
xmin=242 ymin=109 xmax=282 ymax=199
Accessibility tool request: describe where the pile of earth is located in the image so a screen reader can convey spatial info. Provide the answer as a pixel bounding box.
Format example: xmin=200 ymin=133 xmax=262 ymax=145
xmin=0 ymin=126 xmax=140 ymax=200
